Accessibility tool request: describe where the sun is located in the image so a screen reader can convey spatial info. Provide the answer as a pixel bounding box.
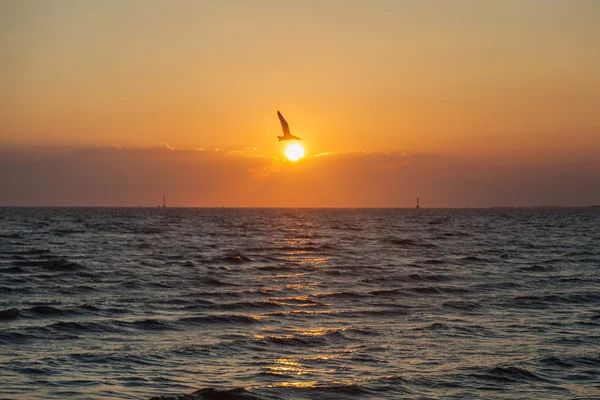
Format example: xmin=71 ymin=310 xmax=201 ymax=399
xmin=285 ymin=143 xmax=304 ymax=162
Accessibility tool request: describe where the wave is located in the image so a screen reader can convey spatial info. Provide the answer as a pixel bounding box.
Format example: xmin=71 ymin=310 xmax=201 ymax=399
xmin=216 ymin=301 xmax=283 ymax=311
xmin=362 ymin=273 xmax=453 ymax=284
xmin=407 ymin=273 xmax=453 ymax=282
xmin=28 ymin=305 xmax=71 ymax=316
xmin=442 ymin=301 xmax=481 ymax=311
xmin=471 ymin=365 xmax=549 ymax=383
xmin=178 ymin=315 xmax=260 ymax=325
xmin=539 ymin=356 xmax=576 ymax=369
xmin=11 ymin=258 xmax=84 ymax=271
xmin=69 ymin=352 xmax=155 ymax=366
xmin=0 ymin=323 xmax=106 ymax=343
xmin=312 ymin=291 xmax=370 ymax=299
xmin=52 ymin=228 xmax=85 ymax=235
xmin=440 ymin=231 xmax=472 ymax=237
xmin=275 ymin=244 xmax=336 ymax=252
xmin=518 ymin=264 xmax=555 ymax=272
xmin=166 ymin=297 xmax=214 ymax=306
xmin=345 ymin=327 xmax=380 ymax=336
xmin=6 ymin=248 xmax=51 ymax=255
xmin=368 ymin=288 xmax=407 ymax=296
xmin=127 ymin=319 xmax=177 ymax=331
xmin=0 ymin=307 xmax=21 ymax=320
xmin=340 ymin=307 xmax=410 ymax=318
xmin=256 ymin=265 xmax=297 ymax=272
xmin=410 ymin=286 xmax=470 ymax=295
xmin=273 ymin=297 xmax=326 ymax=307
xmin=220 ymin=254 xmax=254 ymax=263
xmin=148 ymin=387 xmax=256 ymax=400
xmin=566 ymin=292 xmax=600 ymax=303
xmin=475 ymin=281 xmax=522 ymax=290
xmin=11 ymin=304 xmax=129 ymax=319
xmin=0 ymin=330 xmax=36 ymax=345
xmin=413 ymin=322 xmax=489 ymax=336
xmin=413 ymin=322 xmax=451 ymax=331
xmin=148 ymin=282 xmax=175 ymax=289
xmin=422 ymin=258 xmax=446 ymax=265
xmin=321 ymin=270 xmax=343 ymax=276
xmin=4 ymin=266 xmax=28 ymax=274
xmin=428 ymin=218 xmax=448 ymax=225
xmin=554 ymin=277 xmax=590 ymax=284
xmin=49 ymin=321 xmax=107 ymax=333
xmin=148 ymin=375 xmax=410 ymax=400
xmin=388 ymin=237 xmax=437 ymax=248
xmin=460 ymin=255 xmax=491 ymax=263
xmin=261 ymin=330 xmax=349 ymax=347
xmin=0 ymin=284 xmax=17 ymax=293
xmin=0 ymin=233 xmax=24 ymax=239
xmin=199 ymin=277 xmax=238 ymax=287
xmin=510 ymin=292 xmax=600 ymax=307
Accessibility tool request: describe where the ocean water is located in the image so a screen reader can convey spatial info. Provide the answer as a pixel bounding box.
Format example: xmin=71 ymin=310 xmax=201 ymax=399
xmin=1 ymin=207 xmax=599 ymax=400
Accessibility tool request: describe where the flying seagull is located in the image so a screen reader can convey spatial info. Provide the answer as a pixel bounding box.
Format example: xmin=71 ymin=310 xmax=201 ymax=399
xmin=277 ymin=111 xmax=301 ymax=141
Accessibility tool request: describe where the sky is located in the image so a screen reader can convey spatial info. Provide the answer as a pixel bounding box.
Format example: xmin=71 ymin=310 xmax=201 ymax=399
xmin=1 ymin=0 xmax=599 ymax=207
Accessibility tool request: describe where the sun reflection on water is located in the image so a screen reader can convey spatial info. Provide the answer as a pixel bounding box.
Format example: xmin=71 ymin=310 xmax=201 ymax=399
xmin=274 ymin=380 xmax=319 ymax=388
xmin=263 ymin=358 xmax=337 ymax=376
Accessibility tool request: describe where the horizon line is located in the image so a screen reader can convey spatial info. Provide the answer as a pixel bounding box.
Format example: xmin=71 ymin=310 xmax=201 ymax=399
xmin=1 ymin=205 xmax=598 ymax=210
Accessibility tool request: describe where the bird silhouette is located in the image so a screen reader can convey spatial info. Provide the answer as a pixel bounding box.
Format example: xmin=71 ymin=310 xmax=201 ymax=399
xmin=277 ymin=111 xmax=301 ymax=141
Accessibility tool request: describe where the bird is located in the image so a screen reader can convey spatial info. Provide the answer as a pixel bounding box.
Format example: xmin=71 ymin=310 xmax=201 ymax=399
xmin=277 ymin=111 xmax=301 ymax=141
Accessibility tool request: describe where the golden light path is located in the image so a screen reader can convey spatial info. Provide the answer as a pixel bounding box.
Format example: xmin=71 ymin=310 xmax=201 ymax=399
xmin=285 ymin=143 xmax=305 ymax=161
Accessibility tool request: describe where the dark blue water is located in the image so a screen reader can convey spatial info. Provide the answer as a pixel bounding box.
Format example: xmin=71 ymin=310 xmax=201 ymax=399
xmin=1 ymin=208 xmax=599 ymax=399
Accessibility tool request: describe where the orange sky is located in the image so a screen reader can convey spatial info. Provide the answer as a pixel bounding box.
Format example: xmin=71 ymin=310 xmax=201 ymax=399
xmin=1 ymin=1 xmax=599 ymax=206
xmin=2 ymin=1 xmax=600 ymax=154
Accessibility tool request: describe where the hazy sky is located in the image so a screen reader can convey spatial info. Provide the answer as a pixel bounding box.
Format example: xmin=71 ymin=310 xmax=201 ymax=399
xmin=1 ymin=1 xmax=599 ymax=206
xmin=2 ymin=145 xmax=599 ymax=207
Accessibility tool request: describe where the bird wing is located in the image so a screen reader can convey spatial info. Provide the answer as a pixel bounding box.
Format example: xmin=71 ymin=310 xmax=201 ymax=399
xmin=277 ymin=111 xmax=291 ymax=137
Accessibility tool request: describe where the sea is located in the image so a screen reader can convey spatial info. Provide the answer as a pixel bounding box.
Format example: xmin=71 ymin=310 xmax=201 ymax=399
xmin=0 ymin=207 xmax=599 ymax=399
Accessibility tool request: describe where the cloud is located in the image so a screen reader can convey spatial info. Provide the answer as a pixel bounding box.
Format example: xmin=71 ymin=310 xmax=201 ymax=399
xmin=228 ymin=148 xmax=258 ymax=154
xmin=249 ymin=158 xmax=281 ymax=180
xmin=0 ymin=145 xmax=598 ymax=207
xmin=246 ymin=150 xmax=410 ymax=181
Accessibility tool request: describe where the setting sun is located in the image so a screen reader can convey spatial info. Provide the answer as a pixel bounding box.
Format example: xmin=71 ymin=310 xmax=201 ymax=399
xmin=285 ymin=143 xmax=304 ymax=162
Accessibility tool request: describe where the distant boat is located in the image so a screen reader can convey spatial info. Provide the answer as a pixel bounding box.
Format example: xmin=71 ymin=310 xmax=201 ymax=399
xmin=277 ymin=111 xmax=301 ymax=141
